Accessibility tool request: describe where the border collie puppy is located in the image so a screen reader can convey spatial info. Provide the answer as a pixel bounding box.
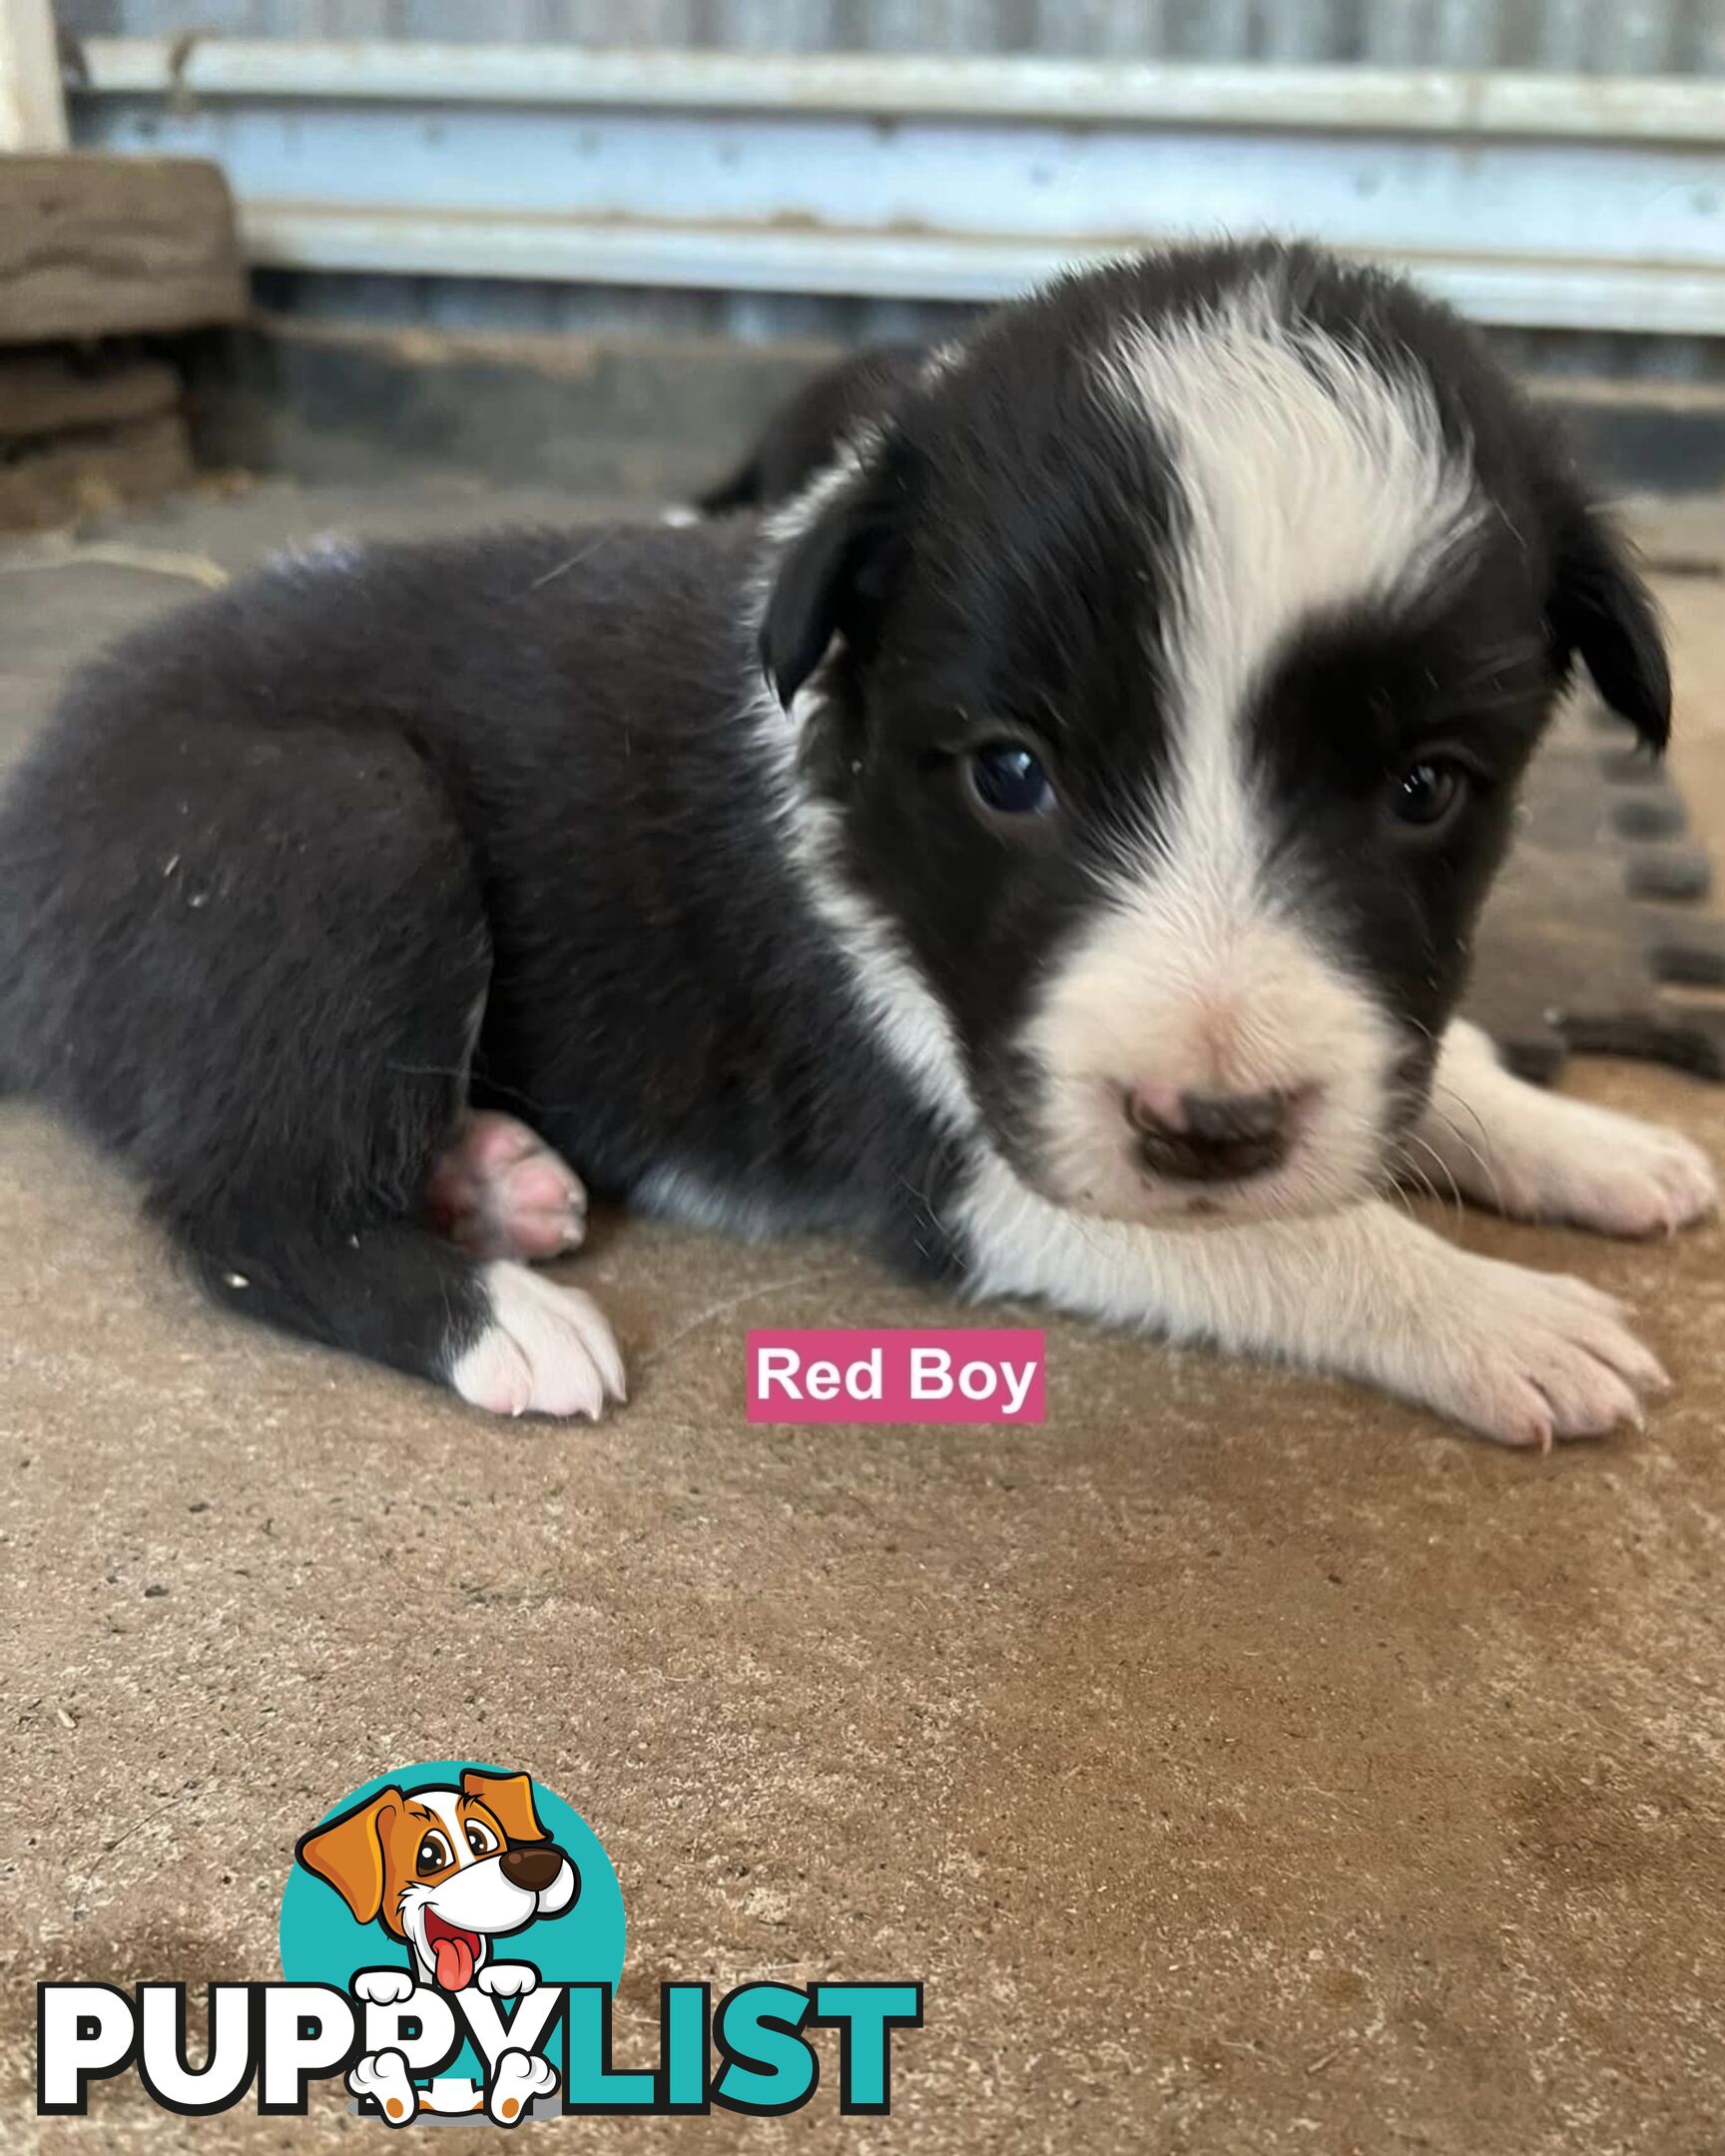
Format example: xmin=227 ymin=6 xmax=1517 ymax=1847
xmin=1 ymin=242 xmax=1714 ymax=1446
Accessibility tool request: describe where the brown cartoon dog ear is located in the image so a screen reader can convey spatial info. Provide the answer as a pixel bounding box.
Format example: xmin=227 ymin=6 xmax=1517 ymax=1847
xmin=461 ymin=1769 xmax=548 ymax=1846
xmin=295 ymin=1788 xmax=403 ymax=1925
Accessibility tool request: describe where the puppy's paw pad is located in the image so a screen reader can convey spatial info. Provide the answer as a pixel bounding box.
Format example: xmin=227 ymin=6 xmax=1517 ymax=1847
xmin=451 ymin=1263 xmax=626 ymax=1421
xmin=430 ymin=1111 xmax=588 ymax=1263
xmin=1422 ymin=1256 xmax=1668 ymax=1447
xmin=488 ymin=2048 xmax=558 ymax=2126
xmin=349 ymin=2049 xmax=418 ymax=2125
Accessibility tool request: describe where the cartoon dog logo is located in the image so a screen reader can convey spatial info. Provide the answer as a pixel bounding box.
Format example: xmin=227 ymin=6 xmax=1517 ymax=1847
xmin=295 ymin=1768 xmax=579 ymax=2123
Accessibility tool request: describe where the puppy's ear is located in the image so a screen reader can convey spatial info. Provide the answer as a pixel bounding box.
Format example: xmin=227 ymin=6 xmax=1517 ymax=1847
xmin=295 ymin=1788 xmax=401 ymax=1926
xmin=759 ymin=440 xmax=912 ymax=710
xmin=461 ymin=1767 xmax=549 ymax=1846
xmin=1547 ymin=498 xmax=1670 ymax=751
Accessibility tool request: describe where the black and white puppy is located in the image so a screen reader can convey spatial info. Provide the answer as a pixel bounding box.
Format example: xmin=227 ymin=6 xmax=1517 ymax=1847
xmin=1 ymin=241 xmax=1714 ymax=1446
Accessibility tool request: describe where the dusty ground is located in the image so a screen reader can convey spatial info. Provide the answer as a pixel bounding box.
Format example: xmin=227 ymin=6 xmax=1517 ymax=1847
xmin=3 ymin=484 xmax=1724 ymax=2154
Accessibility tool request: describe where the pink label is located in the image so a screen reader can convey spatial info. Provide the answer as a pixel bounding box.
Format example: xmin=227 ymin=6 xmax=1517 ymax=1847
xmin=747 ymin=1328 xmax=1046 ymax=1424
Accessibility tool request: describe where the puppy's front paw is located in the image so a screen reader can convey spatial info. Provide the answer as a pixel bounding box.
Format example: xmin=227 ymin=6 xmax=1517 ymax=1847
xmin=348 ymin=2048 xmax=418 ymax=2125
xmin=1495 ymin=1098 xmax=1715 ymax=1238
xmin=488 ymin=2048 xmax=558 ymax=2126
xmin=476 ymin=1961 xmax=537 ymax=1998
xmin=450 ymin=1262 xmax=627 ymax=1420
xmin=1400 ymin=1249 xmax=1668 ymax=1449
xmin=352 ymin=1966 xmax=416 ymax=2006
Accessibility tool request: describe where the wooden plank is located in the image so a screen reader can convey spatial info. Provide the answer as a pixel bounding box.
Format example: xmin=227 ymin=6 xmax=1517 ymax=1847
xmin=0 ymin=351 xmax=180 ymax=441
xmin=0 ymin=410 xmax=193 ymax=532
xmin=0 ymin=0 xmax=66 ymax=152
xmin=0 ymin=156 xmax=246 ymax=345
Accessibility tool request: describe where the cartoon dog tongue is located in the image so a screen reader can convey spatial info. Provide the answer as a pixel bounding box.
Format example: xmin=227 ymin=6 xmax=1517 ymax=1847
xmin=427 ymin=1918 xmax=478 ymax=1991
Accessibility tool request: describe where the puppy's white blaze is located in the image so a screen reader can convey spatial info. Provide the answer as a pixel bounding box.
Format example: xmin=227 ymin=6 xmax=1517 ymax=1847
xmin=1114 ymin=283 xmax=1481 ymax=767
xmin=1026 ymin=285 xmax=1484 ymax=1217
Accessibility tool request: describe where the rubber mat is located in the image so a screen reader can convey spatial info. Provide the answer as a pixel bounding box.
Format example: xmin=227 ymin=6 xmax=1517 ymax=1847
xmin=1467 ymin=697 xmax=1725 ymax=1082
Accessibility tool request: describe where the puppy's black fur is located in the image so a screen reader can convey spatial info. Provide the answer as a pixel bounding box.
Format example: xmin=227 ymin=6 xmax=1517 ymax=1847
xmin=696 ymin=343 xmax=925 ymax=515
xmin=0 ymin=242 xmax=1669 ymax=1405
xmin=0 ymin=522 xmax=962 ymax=1383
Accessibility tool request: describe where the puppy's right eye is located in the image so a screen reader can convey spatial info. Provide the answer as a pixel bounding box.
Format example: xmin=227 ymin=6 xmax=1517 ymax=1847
xmin=416 ymin=1832 xmax=453 ymax=1876
xmin=966 ymin=742 xmax=1056 ymax=819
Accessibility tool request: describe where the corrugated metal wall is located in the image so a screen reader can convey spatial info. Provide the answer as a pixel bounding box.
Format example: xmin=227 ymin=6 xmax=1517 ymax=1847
xmin=57 ymin=1 xmax=1725 ymax=374
xmin=54 ymin=0 xmax=1725 ymax=70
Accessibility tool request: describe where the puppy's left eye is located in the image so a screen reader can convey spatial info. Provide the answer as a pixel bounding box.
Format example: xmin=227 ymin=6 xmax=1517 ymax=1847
xmin=416 ymin=1832 xmax=453 ymax=1876
xmin=1388 ymin=757 xmax=1467 ymax=829
xmin=967 ymin=742 xmax=1056 ymax=819
xmin=465 ymin=1822 xmax=499 ymax=1857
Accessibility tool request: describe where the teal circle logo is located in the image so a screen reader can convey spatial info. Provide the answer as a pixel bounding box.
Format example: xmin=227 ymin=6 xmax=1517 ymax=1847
xmin=280 ymin=1760 xmax=625 ymax=2121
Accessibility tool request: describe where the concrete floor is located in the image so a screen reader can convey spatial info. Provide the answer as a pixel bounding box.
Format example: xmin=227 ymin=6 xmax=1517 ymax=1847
xmin=4 ymin=484 xmax=1725 ymax=2153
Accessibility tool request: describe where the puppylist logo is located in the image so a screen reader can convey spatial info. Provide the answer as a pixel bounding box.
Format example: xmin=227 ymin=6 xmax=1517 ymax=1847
xmin=38 ymin=1759 xmax=922 ymax=2125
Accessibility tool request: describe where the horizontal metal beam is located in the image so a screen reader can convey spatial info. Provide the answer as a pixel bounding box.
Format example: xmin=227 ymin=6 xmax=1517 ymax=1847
xmin=79 ymin=37 xmax=1725 ymax=148
xmin=71 ymin=36 xmax=1725 ymax=336
xmin=237 ymin=206 xmax=1725 ymax=337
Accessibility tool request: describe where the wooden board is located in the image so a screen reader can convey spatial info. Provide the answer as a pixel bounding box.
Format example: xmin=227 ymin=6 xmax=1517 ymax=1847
xmin=0 ymin=410 xmax=193 ymax=531
xmin=0 ymin=350 xmax=180 ymax=439
xmin=0 ymin=154 xmax=245 ymax=344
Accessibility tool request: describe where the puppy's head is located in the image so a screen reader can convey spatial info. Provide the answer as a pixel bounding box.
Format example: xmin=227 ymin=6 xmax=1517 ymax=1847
xmin=758 ymin=243 xmax=1667 ymax=1227
xmin=296 ymin=1769 xmax=579 ymax=1990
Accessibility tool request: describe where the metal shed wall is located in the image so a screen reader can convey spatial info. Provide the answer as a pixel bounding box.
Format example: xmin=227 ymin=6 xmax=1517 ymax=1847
xmin=57 ymin=2 xmax=1725 ymax=375
xmin=53 ymin=1 xmax=1725 ymax=70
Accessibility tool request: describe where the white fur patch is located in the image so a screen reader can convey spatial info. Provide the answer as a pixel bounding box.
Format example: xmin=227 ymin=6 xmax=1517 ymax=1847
xmin=268 ymin=531 xmax=364 ymax=578
xmin=450 ymin=1263 xmax=626 ymax=1420
xmin=1109 ymin=281 xmax=1481 ymax=786
xmin=635 ymin=1160 xmax=800 ymax=1239
xmin=1410 ymin=1020 xmax=1718 ymax=1237
xmin=953 ymin=1153 xmax=1667 ymax=1447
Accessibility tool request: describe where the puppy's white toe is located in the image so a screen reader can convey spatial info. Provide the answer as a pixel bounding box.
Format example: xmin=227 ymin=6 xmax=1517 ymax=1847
xmin=450 ymin=1262 xmax=626 ymax=1420
xmin=1509 ymin=1106 xmax=1716 ymax=1238
xmin=348 ymin=2048 xmax=417 ymax=2125
xmin=476 ymin=1961 xmax=538 ymax=1998
xmin=488 ymin=2048 xmax=558 ymax=2126
xmin=1402 ymin=1248 xmax=1668 ymax=1448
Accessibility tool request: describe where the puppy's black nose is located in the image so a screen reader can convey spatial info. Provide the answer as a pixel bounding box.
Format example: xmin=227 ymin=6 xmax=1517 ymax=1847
xmin=500 ymin=1844 xmax=566 ymax=1893
xmin=1128 ymin=1086 xmax=1292 ymax=1183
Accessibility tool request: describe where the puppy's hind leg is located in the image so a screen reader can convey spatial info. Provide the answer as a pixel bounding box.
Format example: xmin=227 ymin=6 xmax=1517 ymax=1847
xmin=16 ymin=717 xmax=622 ymax=1418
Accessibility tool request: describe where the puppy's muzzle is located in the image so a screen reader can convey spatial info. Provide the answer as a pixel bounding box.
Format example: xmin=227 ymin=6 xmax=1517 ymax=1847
xmin=500 ymin=1844 xmax=567 ymax=1893
xmin=1126 ymin=1083 xmax=1304 ymax=1184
